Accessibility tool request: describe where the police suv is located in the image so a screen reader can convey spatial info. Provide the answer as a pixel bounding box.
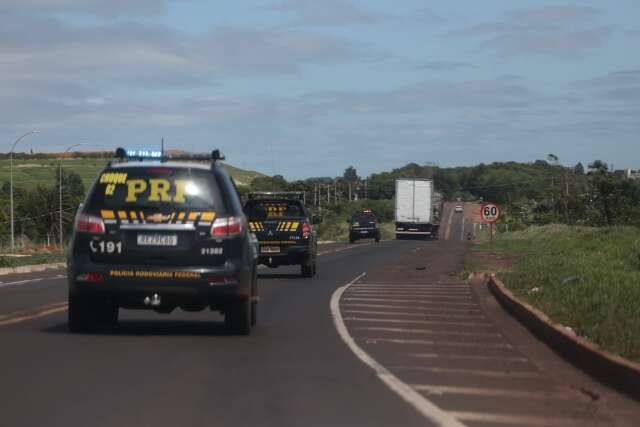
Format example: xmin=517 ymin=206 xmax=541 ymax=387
xmin=67 ymin=148 xmax=258 ymax=334
xmin=243 ymin=192 xmax=319 ymax=277
xmin=348 ymin=209 xmax=381 ymax=243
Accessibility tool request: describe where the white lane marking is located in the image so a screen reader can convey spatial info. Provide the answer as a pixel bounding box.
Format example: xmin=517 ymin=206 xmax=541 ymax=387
xmin=342 ymin=310 xmax=487 ymax=320
xmin=351 ymin=285 xmax=471 ymax=290
xmin=0 ymin=275 xmax=67 ymax=289
xmin=405 ymin=353 xmax=529 ymax=363
xmin=391 ymin=366 xmax=544 ymax=379
xmin=331 ymin=273 xmax=467 ymax=427
xmin=345 ymin=317 xmax=492 ymax=327
xmin=353 ymin=327 xmax=501 ymax=338
xmin=347 ymin=289 xmax=472 ymax=296
xmin=413 ymin=385 xmax=569 ymax=400
xmin=346 ymin=292 xmax=473 ymax=300
xmin=354 ymin=282 xmax=468 ymax=285
xmin=340 ymin=303 xmax=481 ymax=314
xmin=318 ymin=242 xmax=373 ymax=256
xmin=343 ymin=297 xmax=477 ymax=307
xmin=448 ymin=411 xmax=575 ymax=427
xmin=357 ymin=337 xmax=514 ymax=349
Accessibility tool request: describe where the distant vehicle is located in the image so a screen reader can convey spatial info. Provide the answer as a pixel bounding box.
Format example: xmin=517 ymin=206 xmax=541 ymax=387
xmin=348 ymin=209 xmax=381 ymax=243
xmin=244 ymin=192 xmax=319 ymax=277
xmin=395 ymin=178 xmax=439 ymax=240
xmin=67 ymin=148 xmax=258 ymax=335
xmin=455 ymin=205 xmax=463 ymax=213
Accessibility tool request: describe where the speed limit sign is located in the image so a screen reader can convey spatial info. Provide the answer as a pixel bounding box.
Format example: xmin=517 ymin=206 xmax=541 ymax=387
xmin=481 ymin=203 xmax=501 ymax=223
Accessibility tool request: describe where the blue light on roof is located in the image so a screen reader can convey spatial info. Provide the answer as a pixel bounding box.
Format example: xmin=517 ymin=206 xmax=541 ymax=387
xmin=126 ymin=149 xmax=162 ymax=158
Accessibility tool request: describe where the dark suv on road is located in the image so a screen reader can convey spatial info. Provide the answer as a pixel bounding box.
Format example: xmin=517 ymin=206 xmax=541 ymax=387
xmin=349 ymin=209 xmax=381 ymax=243
xmin=67 ymin=149 xmax=258 ymax=334
xmin=243 ymin=192 xmax=319 ymax=277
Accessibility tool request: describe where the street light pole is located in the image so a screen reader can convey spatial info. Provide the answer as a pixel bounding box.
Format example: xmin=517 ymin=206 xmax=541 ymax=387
xmin=59 ymin=143 xmax=85 ymax=248
xmin=9 ymin=130 xmax=40 ymax=253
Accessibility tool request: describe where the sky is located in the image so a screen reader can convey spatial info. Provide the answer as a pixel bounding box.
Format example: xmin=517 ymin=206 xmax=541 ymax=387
xmin=1 ymin=1 xmax=639 ymax=178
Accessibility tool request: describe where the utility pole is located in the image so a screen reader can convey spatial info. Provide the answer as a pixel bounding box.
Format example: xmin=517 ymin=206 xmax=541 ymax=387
xmin=348 ymin=182 xmax=352 ymax=202
xmin=327 ymin=184 xmax=330 ymax=204
xmin=9 ymin=130 xmax=40 ymax=253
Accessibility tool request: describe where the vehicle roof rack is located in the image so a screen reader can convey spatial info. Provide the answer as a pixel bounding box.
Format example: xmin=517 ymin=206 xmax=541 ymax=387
xmin=112 ymin=147 xmax=225 ymax=168
xmin=248 ymin=191 xmax=305 ymax=201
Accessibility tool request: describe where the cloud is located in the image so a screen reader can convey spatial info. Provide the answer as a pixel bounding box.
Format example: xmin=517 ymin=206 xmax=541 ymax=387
xmin=0 ymin=0 xmax=180 ymax=16
xmin=417 ymin=60 xmax=475 ymax=71
xmin=448 ymin=5 xmax=611 ymax=58
xmin=576 ymin=69 xmax=640 ymax=87
xmin=268 ymin=0 xmax=388 ymax=27
xmin=304 ymin=79 xmax=536 ymax=115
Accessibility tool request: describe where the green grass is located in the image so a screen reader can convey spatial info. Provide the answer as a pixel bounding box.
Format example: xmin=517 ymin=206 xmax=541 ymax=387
xmin=476 ymin=225 xmax=640 ymax=362
xmin=0 ymin=252 xmax=65 ymax=268
xmin=0 ymin=157 xmax=264 ymax=191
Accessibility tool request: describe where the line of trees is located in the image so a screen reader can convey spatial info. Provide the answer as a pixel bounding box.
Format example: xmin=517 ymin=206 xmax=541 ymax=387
xmin=0 ymin=170 xmax=85 ymax=248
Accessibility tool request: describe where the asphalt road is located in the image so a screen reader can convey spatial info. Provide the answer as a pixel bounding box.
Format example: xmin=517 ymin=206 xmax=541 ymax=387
xmin=0 ymin=210 xmax=637 ymax=427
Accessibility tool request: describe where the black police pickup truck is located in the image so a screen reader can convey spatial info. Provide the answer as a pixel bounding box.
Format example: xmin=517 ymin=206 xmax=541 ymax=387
xmin=348 ymin=209 xmax=381 ymax=243
xmin=243 ymin=192 xmax=319 ymax=277
xmin=67 ymin=148 xmax=258 ymax=334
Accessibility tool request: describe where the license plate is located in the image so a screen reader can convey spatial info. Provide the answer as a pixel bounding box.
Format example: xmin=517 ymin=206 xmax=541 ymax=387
xmin=360 ymin=231 xmax=368 ymax=234
xmin=137 ymin=234 xmax=178 ymax=247
xmin=261 ymin=246 xmax=280 ymax=254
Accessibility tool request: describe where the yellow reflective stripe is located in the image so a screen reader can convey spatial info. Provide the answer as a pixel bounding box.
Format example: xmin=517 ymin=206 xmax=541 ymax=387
xmin=188 ymin=212 xmax=199 ymax=222
xmin=130 ymin=211 xmax=138 ymax=221
xmin=140 ymin=211 xmax=145 ymax=221
xmin=201 ymin=212 xmax=215 ymax=222
xmin=118 ymin=211 xmax=128 ymax=220
xmin=100 ymin=210 xmax=115 ymax=219
xmin=290 ymin=222 xmax=299 ymax=231
xmin=177 ymin=212 xmax=186 ymax=223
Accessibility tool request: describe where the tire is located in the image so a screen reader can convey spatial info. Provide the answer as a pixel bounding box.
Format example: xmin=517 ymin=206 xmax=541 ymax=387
xmin=226 ymin=297 xmax=251 ymax=335
xmin=68 ymin=294 xmax=118 ymax=333
xmin=375 ymin=234 xmax=380 ymax=243
xmin=250 ymin=301 xmax=257 ymax=326
xmin=301 ymin=263 xmax=313 ymax=278
xmin=395 ymin=234 xmax=402 ymax=240
xmin=349 ymin=236 xmax=356 ymax=244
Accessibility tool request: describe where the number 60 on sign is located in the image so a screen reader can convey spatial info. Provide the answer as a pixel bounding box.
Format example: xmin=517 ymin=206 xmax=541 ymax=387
xmin=481 ymin=203 xmax=501 ymax=223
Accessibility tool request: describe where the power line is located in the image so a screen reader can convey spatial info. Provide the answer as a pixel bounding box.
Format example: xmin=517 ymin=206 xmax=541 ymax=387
xmin=0 ymin=207 xmax=76 ymax=225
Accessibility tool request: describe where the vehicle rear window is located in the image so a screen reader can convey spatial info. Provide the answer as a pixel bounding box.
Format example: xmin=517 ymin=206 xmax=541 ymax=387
xmin=244 ymin=200 xmax=305 ymax=219
xmin=86 ymin=167 xmax=225 ymax=211
xmin=353 ymin=214 xmax=377 ymax=224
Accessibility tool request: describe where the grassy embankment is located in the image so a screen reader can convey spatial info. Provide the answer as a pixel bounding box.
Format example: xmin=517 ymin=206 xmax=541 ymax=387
xmin=0 ymin=158 xmax=264 ymax=190
xmin=469 ymin=225 xmax=640 ymax=362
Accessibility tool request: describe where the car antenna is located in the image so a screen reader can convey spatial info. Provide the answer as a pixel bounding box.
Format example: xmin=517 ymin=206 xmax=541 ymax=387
xmin=161 ymin=137 xmax=165 ymax=161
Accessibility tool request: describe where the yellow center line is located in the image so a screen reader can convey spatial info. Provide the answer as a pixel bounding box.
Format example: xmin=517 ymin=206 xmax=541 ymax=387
xmin=0 ymin=302 xmax=68 ymax=327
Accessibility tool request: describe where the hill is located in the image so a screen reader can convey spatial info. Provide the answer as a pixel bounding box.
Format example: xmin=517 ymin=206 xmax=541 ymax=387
xmin=0 ymin=156 xmax=265 ymax=190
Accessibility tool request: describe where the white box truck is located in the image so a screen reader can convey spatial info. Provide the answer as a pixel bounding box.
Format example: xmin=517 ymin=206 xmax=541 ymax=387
xmin=395 ymin=178 xmax=439 ymax=239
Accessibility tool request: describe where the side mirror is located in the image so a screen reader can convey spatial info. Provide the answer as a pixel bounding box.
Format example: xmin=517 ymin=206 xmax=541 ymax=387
xmin=312 ymin=215 xmax=323 ymax=225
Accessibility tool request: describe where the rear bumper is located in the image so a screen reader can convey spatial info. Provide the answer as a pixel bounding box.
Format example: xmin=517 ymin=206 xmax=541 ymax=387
xmin=350 ymin=228 xmax=379 ymax=239
xmin=257 ymin=243 xmax=311 ymax=266
xmin=395 ymin=222 xmax=438 ymax=238
xmin=67 ymin=257 xmax=251 ymax=309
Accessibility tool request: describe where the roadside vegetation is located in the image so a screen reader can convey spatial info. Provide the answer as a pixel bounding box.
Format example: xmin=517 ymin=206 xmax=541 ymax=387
xmin=470 ymin=225 xmax=640 ymax=362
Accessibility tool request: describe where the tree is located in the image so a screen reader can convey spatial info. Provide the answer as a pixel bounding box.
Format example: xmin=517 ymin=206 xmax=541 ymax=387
xmin=343 ymin=166 xmax=359 ymax=183
xmin=573 ymin=162 xmax=585 ymax=175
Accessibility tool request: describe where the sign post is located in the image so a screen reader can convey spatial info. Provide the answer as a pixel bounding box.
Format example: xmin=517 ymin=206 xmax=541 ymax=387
xmin=480 ymin=203 xmax=501 ymax=242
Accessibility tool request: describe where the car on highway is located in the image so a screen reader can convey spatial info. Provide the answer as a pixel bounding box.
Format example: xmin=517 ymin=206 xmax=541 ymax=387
xmin=67 ymin=148 xmax=258 ymax=334
xmin=348 ymin=209 xmax=381 ymax=243
xmin=243 ymin=192 xmax=319 ymax=277
xmin=454 ymin=204 xmax=463 ymax=213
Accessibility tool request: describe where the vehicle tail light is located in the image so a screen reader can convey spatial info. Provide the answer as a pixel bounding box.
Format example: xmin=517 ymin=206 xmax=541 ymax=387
xmin=76 ymin=213 xmax=105 ymax=234
xmin=211 ymin=216 xmax=245 ymax=237
xmin=302 ymin=222 xmax=311 ymax=239
xmin=76 ymin=272 xmax=103 ymax=282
